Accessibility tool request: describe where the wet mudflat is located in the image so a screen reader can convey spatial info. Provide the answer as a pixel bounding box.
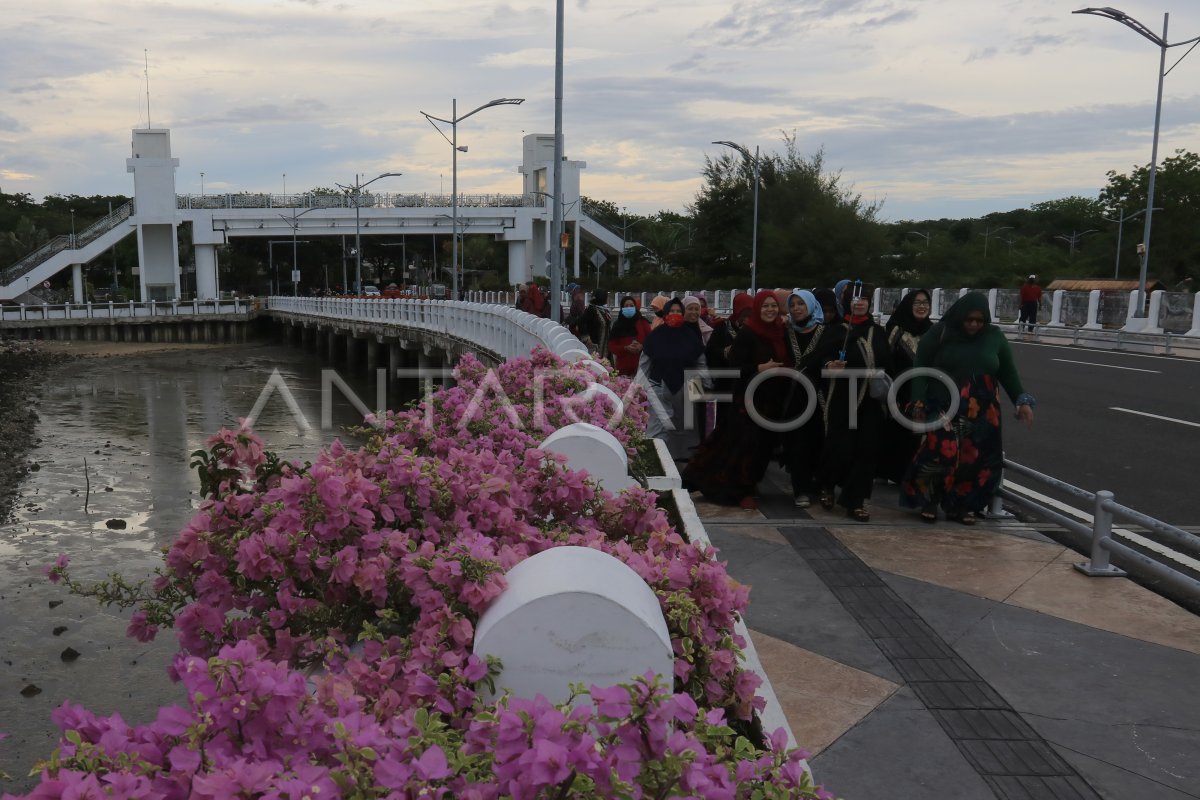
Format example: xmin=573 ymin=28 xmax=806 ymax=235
xmin=0 ymin=341 xmax=390 ymax=791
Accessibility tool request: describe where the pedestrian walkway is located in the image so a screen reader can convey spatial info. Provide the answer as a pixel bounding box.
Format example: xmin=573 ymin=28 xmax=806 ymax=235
xmin=697 ymin=466 xmax=1200 ymax=800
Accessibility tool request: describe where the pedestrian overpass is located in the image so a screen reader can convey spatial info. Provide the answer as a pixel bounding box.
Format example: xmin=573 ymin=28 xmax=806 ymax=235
xmin=0 ymin=129 xmax=629 ymax=304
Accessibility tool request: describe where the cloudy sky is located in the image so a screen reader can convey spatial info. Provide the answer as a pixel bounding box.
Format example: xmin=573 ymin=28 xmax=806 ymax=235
xmin=2 ymin=0 xmax=1198 ymax=222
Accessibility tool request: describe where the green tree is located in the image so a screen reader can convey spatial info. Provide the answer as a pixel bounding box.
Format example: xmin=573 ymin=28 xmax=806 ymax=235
xmin=1100 ymin=149 xmax=1200 ymax=285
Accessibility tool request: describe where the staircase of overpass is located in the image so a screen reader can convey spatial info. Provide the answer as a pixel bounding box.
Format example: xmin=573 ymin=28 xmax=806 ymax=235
xmin=0 ymin=202 xmax=135 ymax=303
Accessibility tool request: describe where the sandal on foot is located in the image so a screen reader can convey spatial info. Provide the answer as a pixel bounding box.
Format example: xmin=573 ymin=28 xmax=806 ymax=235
xmin=850 ymin=508 xmax=870 ymax=522
xmin=819 ymin=492 xmax=835 ymax=511
xmin=920 ymin=504 xmax=937 ymax=524
xmin=950 ymin=512 xmax=976 ymax=526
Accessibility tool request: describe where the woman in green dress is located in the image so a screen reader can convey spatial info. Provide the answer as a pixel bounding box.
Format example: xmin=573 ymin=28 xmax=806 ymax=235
xmin=902 ymin=292 xmax=1035 ymax=525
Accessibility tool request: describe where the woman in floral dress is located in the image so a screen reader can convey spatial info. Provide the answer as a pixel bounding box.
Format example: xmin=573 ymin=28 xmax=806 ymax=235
xmin=902 ymin=292 xmax=1035 ymax=525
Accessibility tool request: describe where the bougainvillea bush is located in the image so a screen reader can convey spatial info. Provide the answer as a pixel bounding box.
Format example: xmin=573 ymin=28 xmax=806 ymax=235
xmin=15 ymin=349 xmax=836 ymax=798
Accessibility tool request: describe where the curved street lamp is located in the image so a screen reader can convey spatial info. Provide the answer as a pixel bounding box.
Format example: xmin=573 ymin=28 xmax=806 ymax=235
xmin=1054 ymin=228 xmax=1098 ymax=259
xmin=1073 ymin=6 xmax=1200 ymax=318
xmin=979 ymin=225 xmax=1012 ymax=259
xmin=279 ymin=207 xmax=321 ymax=296
xmin=1103 ymin=206 xmax=1162 ymax=278
xmin=420 ymin=98 xmax=524 ymax=300
xmin=335 ymin=172 xmax=402 ymax=294
xmin=712 ymin=140 xmax=761 ymax=293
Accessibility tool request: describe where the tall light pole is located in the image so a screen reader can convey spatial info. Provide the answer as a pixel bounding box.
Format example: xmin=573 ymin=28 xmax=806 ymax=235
xmin=335 ymin=172 xmax=402 ymax=294
xmin=280 ymin=208 xmax=320 ymax=296
xmin=979 ymin=225 xmax=1012 ymax=258
xmin=907 ymin=230 xmax=932 ymax=251
xmin=420 ymin=97 xmax=524 ymax=301
xmin=69 ymin=208 xmax=75 ymax=248
xmin=1074 ymin=7 xmax=1199 ymax=318
xmin=200 ymin=172 xmax=205 ymax=196
xmin=712 ymin=141 xmax=760 ymax=292
xmin=1054 ymin=228 xmax=1098 ymax=258
xmin=1103 ymin=206 xmax=1161 ymax=277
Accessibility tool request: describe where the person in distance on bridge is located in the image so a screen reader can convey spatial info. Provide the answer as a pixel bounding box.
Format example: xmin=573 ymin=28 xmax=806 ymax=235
xmin=640 ymin=297 xmax=707 ymax=459
xmin=901 ymin=292 xmax=1035 ymax=525
xmin=1018 ymin=274 xmax=1042 ymax=332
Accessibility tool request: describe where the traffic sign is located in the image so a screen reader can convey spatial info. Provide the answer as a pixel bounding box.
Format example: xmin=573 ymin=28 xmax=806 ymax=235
xmin=590 ymin=250 xmax=606 ymax=268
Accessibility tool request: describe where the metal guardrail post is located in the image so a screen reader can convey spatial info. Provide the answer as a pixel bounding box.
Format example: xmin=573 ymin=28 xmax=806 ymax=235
xmin=1073 ymin=490 xmax=1127 ymax=577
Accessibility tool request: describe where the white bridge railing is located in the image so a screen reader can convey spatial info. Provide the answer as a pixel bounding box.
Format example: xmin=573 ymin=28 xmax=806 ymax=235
xmin=267 ymin=296 xmax=588 ymax=362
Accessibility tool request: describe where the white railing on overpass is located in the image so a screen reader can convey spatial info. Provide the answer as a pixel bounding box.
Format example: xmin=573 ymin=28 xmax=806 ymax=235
xmin=266 ymin=297 xmax=587 ymax=362
xmin=178 ymin=192 xmax=540 ymax=211
xmin=0 ymin=299 xmax=255 ymax=322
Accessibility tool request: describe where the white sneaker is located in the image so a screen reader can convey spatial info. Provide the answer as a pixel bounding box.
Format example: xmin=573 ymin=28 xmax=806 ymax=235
xmin=794 ymin=494 xmax=811 ymax=508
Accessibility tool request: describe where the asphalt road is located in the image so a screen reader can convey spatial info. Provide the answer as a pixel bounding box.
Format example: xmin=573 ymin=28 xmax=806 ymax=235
xmin=1000 ymin=340 xmax=1200 ymax=527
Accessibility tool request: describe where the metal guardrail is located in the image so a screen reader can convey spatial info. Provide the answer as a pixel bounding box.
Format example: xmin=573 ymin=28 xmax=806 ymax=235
xmin=0 ymin=298 xmax=254 ymax=321
xmin=177 ymin=193 xmax=539 ymax=211
xmin=995 ymin=459 xmax=1200 ymax=604
xmin=266 ymin=297 xmax=588 ymax=362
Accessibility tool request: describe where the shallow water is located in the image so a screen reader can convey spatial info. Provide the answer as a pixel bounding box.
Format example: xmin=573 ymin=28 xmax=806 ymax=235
xmin=0 ymin=342 xmax=407 ymax=790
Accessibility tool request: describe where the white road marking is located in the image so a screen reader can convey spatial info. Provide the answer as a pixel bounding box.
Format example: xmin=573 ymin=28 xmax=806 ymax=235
xmin=1010 ymin=340 xmax=1199 ymax=364
xmin=1052 ymin=358 xmax=1160 ymax=373
xmin=1003 ymin=480 xmax=1200 ymax=572
xmin=1110 ymin=407 xmax=1200 ymax=428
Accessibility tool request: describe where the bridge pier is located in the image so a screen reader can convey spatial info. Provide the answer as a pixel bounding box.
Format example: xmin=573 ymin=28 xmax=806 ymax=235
xmin=366 ymin=337 xmax=380 ymax=372
xmin=345 ymin=334 xmax=358 ymax=370
xmin=325 ymin=328 xmax=338 ymax=363
xmin=72 ymin=264 xmax=84 ymax=304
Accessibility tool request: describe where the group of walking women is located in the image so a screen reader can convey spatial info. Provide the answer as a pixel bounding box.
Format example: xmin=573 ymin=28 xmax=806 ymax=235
xmin=593 ymin=284 xmax=1036 ymax=524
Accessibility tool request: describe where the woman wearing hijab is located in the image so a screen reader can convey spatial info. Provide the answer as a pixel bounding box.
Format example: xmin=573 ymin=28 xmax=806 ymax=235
xmin=640 ymin=298 xmax=707 ymax=455
xmin=648 ymin=295 xmax=669 ymax=329
xmin=812 ymin=288 xmax=840 ymax=328
xmin=878 ymin=289 xmax=935 ymax=483
xmin=781 ymin=289 xmax=834 ymax=508
xmin=581 ymin=289 xmax=611 ymax=354
xmin=832 ymin=279 xmax=852 ymax=317
xmin=521 ymin=282 xmax=548 ymax=317
xmin=564 ymin=285 xmax=587 ymax=337
xmin=704 ymin=292 xmax=754 ymax=432
xmin=902 ymin=292 xmax=1035 ymax=525
xmin=682 ymin=290 xmax=794 ymax=510
xmin=816 ymin=280 xmax=892 ymax=521
xmin=607 ymin=296 xmax=651 ymax=377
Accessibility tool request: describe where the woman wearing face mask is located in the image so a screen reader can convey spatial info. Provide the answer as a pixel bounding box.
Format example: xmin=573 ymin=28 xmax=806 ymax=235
xmin=640 ymin=298 xmax=707 ymax=456
xmin=682 ymin=290 xmax=794 ymax=510
xmin=607 ymin=296 xmax=651 ymax=377
xmin=780 ymin=289 xmax=832 ymax=508
xmin=902 ymin=293 xmax=1034 ymax=525
xmin=816 ymin=280 xmax=892 ymax=521
xmin=877 ymin=289 xmax=934 ymax=484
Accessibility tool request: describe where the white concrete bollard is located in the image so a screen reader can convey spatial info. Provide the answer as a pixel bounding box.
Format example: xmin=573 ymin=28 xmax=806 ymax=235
xmin=1083 ymin=290 xmax=1103 ymax=330
xmin=473 ymin=545 xmax=673 ymax=705
xmin=540 ymin=422 xmax=636 ymax=493
xmin=1047 ymin=289 xmax=1065 ymax=327
xmin=1187 ymin=291 xmax=1200 ymax=338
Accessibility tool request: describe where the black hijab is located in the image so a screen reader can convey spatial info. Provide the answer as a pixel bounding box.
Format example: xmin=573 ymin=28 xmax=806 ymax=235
xmin=886 ymin=289 xmax=934 ymax=337
xmin=642 ymin=299 xmax=704 ymax=392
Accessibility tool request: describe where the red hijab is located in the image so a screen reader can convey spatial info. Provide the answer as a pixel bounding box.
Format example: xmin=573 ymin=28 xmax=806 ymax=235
xmin=525 ymin=284 xmax=546 ymax=314
xmin=743 ymin=289 xmax=787 ymax=360
xmin=731 ymin=293 xmax=754 ymax=327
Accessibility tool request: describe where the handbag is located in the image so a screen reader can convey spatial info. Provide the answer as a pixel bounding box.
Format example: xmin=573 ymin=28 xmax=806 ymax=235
xmin=869 ymin=371 xmax=893 ymax=401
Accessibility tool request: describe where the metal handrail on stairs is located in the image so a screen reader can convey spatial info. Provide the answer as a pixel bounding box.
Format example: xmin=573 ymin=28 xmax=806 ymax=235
xmin=1 ymin=201 xmax=134 ymax=288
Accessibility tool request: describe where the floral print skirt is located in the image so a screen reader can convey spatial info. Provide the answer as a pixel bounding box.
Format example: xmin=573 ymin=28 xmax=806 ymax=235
xmin=901 ymin=374 xmax=1004 ymax=515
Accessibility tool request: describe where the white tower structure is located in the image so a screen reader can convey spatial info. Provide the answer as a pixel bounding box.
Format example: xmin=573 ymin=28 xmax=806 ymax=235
xmin=125 ymin=129 xmax=184 ymax=301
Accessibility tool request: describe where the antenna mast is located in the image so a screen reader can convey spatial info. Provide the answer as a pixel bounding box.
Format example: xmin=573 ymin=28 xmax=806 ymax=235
xmin=144 ymin=50 xmax=151 ymax=129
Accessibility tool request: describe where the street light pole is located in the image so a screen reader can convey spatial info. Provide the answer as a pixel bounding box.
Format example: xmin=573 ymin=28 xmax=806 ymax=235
xmin=335 ymin=172 xmax=402 ymax=294
xmin=979 ymin=224 xmax=1008 ymax=257
xmin=69 ymin=208 xmax=75 ymax=248
xmin=1103 ymin=206 xmax=1161 ymax=277
xmin=280 ymin=208 xmax=320 ymax=296
xmin=1053 ymin=229 xmax=1098 ymax=258
xmin=1074 ymin=7 xmax=1199 ymax=318
xmin=421 ymin=97 xmax=524 ymax=301
xmin=712 ymin=141 xmax=760 ymax=292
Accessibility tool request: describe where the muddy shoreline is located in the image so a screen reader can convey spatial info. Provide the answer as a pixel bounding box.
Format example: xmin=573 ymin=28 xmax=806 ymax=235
xmin=0 ymin=341 xmax=379 ymax=792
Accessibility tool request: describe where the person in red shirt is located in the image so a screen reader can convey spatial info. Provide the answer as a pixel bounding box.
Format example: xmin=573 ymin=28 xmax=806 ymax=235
xmin=607 ymin=296 xmax=652 ymax=376
xmin=1018 ymin=275 xmax=1043 ymax=332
